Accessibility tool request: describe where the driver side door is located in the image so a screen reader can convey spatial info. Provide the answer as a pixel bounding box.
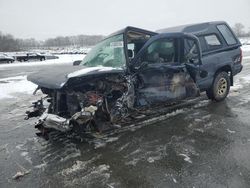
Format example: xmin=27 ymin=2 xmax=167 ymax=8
xmin=134 ymin=37 xmax=199 ymax=106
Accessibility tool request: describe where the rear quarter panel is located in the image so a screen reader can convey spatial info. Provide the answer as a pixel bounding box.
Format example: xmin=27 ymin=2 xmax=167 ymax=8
xmin=198 ymin=47 xmax=241 ymax=91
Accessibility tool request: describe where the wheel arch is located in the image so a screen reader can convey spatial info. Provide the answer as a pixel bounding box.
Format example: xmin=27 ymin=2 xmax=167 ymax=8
xmin=214 ymin=65 xmax=233 ymax=86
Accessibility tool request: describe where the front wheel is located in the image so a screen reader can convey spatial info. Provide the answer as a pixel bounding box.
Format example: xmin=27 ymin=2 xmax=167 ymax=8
xmin=206 ymin=71 xmax=230 ymax=102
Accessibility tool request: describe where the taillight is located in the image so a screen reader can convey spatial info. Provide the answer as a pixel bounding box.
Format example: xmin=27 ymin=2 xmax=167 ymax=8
xmin=234 ymin=48 xmax=243 ymax=64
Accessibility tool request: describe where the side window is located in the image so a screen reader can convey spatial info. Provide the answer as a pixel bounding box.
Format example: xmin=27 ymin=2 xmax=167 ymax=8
xmin=204 ymin=34 xmax=222 ymax=51
xmin=217 ymin=24 xmax=237 ymax=45
xmin=183 ymin=38 xmax=199 ymax=64
xmin=127 ymin=31 xmax=153 ymax=61
xmin=142 ymin=38 xmax=178 ymax=64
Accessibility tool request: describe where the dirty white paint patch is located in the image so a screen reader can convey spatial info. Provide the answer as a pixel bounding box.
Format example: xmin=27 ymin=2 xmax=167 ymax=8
xmin=67 ymin=66 xmax=122 ymax=78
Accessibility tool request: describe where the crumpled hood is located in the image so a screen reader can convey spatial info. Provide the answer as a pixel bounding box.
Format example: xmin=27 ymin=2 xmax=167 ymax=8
xmin=27 ymin=66 xmax=123 ymax=89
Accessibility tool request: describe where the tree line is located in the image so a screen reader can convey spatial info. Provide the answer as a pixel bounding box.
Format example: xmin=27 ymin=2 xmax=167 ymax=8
xmin=0 ymin=32 xmax=104 ymax=52
xmin=43 ymin=35 xmax=104 ymax=47
xmin=1 ymin=23 xmax=250 ymax=52
xmin=232 ymin=23 xmax=250 ymax=38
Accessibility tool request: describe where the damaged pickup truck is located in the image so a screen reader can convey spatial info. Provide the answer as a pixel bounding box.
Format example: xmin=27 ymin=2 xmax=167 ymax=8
xmin=26 ymin=21 xmax=242 ymax=137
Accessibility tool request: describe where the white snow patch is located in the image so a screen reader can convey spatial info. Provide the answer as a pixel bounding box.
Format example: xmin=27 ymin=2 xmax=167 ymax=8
xmin=147 ymin=157 xmax=155 ymax=163
xmin=61 ymin=160 xmax=88 ymax=176
xmin=231 ymin=75 xmax=250 ymax=92
xmin=0 ymin=54 xmax=85 ymax=68
xmin=244 ymin=56 xmax=250 ymax=60
xmin=34 ymin=163 xmax=47 ymax=169
xmin=179 ymin=153 xmax=192 ymax=163
xmin=107 ymin=183 xmax=115 ymax=188
xmin=242 ymin=45 xmax=250 ymax=59
xmin=242 ymin=45 xmax=250 ymax=52
xmin=20 ymin=151 xmax=28 ymax=157
xmin=172 ymin=178 xmax=177 ymax=183
xmin=147 ymin=155 xmax=162 ymax=163
xmin=117 ymin=143 xmax=130 ymax=152
xmin=194 ymin=118 xmax=202 ymax=123
xmin=202 ymin=114 xmax=211 ymax=120
xmin=226 ymin=129 xmax=236 ymax=134
xmin=0 ymin=75 xmax=37 ymax=99
xmin=125 ymin=158 xmax=140 ymax=166
xmin=93 ymin=137 xmax=119 ymax=149
xmin=204 ymin=122 xmax=213 ymax=128
xmin=59 ymin=149 xmax=81 ymax=162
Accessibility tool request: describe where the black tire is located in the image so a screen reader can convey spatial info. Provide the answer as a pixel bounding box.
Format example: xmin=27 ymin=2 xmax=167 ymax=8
xmin=206 ymin=71 xmax=230 ymax=102
xmin=40 ymin=57 xmax=45 ymax=61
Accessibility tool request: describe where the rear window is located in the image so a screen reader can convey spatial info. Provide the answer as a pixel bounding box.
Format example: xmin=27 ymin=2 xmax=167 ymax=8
xmin=203 ymin=34 xmax=222 ymax=51
xmin=217 ymin=24 xmax=237 ymax=45
xmin=204 ymin=35 xmax=221 ymax=46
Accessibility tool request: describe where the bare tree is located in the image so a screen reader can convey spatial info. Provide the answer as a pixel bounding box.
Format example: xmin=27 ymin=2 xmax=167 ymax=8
xmin=43 ymin=35 xmax=104 ymax=47
xmin=0 ymin=30 xmax=105 ymax=52
xmin=232 ymin=23 xmax=245 ymax=37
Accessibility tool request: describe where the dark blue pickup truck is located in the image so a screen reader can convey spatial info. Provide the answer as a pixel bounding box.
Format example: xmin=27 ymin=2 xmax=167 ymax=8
xmin=16 ymin=53 xmax=46 ymax=62
xmin=26 ymin=21 xmax=243 ymax=136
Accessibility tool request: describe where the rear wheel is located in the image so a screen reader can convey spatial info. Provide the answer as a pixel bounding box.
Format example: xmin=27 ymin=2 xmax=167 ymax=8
xmin=206 ymin=71 xmax=230 ymax=101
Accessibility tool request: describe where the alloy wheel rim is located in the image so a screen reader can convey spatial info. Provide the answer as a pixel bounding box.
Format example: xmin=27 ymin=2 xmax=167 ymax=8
xmin=217 ymin=78 xmax=227 ymax=96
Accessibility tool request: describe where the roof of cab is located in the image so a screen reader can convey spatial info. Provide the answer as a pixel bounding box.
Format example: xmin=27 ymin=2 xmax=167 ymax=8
xmin=156 ymin=21 xmax=228 ymax=35
xmin=107 ymin=26 xmax=157 ymax=38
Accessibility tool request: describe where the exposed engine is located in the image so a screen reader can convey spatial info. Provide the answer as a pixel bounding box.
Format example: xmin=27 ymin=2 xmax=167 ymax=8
xmin=26 ymin=74 xmax=133 ymax=135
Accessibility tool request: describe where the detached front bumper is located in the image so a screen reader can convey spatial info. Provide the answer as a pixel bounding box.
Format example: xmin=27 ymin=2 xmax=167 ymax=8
xmin=35 ymin=111 xmax=72 ymax=132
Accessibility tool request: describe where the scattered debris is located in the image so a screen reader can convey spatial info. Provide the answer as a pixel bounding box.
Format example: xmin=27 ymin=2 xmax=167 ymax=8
xmin=147 ymin=157 xmax=155 ymax=163
xmin=179 ymin=153 xmax=192 ymax=163
xmin=12 ymin=170 xmax=30 ymax=180
xmin=226 ymin=129 xmax=236 ymax=134
xmin=12 ymin=162 xmax=31 ymax=180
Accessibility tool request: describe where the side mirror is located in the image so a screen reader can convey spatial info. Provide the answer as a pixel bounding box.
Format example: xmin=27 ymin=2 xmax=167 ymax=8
xmin=128 ymin=49 xmax=134 ymax=59
xmin=73 ymin=60 xmax=82 ymax=66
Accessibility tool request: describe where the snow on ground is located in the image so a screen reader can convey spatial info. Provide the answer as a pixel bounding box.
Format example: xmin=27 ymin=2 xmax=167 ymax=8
xmin=0 ymin=54 xmax=85 ymax=99
xmin=242 ymin=45 xmax=250 ymax=59
xmin=231 ymin=75 xmax=250 ymax=92
xmin=241 ymin=37 xmax=250 ymax=59
xmin=0 ymin=75 xmax=37 ymax=99
xmin=0 ymin=54 xmax=85 ymax=68
xmin=239 ymin=37 xmax=250 ymax=45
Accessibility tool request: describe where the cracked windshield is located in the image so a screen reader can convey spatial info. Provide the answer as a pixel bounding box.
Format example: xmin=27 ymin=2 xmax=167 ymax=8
xmin=81 ymin=34 xmax=126 ymax=68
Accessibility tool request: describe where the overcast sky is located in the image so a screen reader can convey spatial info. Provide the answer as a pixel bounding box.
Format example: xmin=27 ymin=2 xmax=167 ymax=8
xmin=0 ymin=0 xmax=249 ymax=40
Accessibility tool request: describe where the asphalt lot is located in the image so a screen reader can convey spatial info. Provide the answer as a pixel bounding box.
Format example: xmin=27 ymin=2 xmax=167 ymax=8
xmin=0 ymin=59 xmax=250 ymax=188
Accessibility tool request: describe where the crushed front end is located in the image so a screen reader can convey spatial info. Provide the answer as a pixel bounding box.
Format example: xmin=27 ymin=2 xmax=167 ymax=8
xmin=25 ymin=73 xmax=134 ymax=137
